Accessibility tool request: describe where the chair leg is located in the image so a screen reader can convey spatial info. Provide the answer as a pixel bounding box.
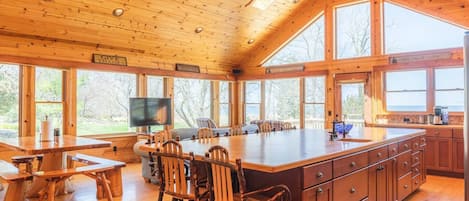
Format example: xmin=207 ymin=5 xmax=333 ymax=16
xmin=158 ymin=191 xmax=164 ymax=201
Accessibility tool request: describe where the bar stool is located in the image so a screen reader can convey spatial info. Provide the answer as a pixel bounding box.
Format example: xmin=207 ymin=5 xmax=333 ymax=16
xmin=11 ymin=156 xmax=35 ymax=173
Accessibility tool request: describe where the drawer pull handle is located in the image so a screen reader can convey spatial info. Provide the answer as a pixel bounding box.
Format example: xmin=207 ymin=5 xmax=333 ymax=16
xmin=316 ymin=172 xmax=324 ymax=178
xmin=377 ymin=152 xmax=382 ymax=157
xmin=317 ymin=187 xmax=323 ymax=194
xmin=350 ymin=188 xmax=356 ymax=194
xmin=404 ymin=144 xmax=409 ymax=149
xmin=403 ymin=162 xmax=409 ymax=167
xmin=404 ymin=185 xmax=409 ymax=189
xmin=350 ymin=162 xmax=356 ymax=167
xmin=377 ymin=166 xmax=384 ymax=171
xmin=414 ymin=157 xmax=419 ymax=161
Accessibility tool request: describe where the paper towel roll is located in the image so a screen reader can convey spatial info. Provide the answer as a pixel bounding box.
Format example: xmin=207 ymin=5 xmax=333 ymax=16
xmin=41 ymin=120 xmax=53 ymax=141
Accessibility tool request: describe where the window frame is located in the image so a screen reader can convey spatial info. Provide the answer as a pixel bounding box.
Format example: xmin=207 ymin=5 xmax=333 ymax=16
xmin=304 ymin=76 xmax=327 ymax=129
xmin=244 ymin=81 xmax=262 ymax=124
xmin=218 ymin=81 xmax=231 ymax=127
xmin=379 ymin=65 xmax=463 ymax=115
xmin=434 ymin=66 xmax=464 ymax=112
xmin=384 ymin=68 xmax=428 ymax=113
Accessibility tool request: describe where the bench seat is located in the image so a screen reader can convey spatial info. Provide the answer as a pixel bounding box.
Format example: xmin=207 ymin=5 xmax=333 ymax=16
xmin=0 ymin=160 xmax=33 ymax=201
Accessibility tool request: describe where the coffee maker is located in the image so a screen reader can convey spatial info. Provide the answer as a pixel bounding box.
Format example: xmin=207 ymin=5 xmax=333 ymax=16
xmin=433 ymin=106 xmax=449 ymax=125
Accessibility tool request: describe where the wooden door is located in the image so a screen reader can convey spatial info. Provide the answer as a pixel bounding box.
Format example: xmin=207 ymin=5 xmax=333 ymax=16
xmin=436 ymin=138 xmax=452 ymax=171
xmin=452 ymin=138 xmax=464 ymax=173
xmin=334 ymin=73 xmax=371 ymax=127
xmin=368 ymin=159 xmax=394 ymax=201
xmin=424 ymin=137 xmax=438 ymax=170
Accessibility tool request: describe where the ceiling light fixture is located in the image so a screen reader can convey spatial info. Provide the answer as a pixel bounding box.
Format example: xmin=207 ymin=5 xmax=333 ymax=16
xmin=195 ymin=27 xmax=204 ymax=33
xmin=245 ymin=0 xmax=276 ymax=10
xmin=247 ymin=39 xmax=255 ymax=44
xmin=113 ymin=8 xmax=124 ymax=17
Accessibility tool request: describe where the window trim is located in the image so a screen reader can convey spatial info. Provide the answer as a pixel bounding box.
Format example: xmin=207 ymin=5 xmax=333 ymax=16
xmin=304 ymin=75 xmax=327 ymax=129
xmin=378 ymin=65 xmax=464 ymax=115
xmin=384 ymin=69 xmax=428 ymax=113
xmin=244 ymin=81 xmax=262 ymax=124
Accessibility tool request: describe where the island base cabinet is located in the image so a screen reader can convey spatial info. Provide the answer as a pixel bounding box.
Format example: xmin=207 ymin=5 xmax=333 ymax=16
xmin=302 ymin=181 xmax=332 ymax=201
xmin=333 ymin=168 xmax=368 ymax=201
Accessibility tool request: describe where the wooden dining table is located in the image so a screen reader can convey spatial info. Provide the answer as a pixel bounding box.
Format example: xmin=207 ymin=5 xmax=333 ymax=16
xmin=0 ymin=135 xmax=111 ymax=197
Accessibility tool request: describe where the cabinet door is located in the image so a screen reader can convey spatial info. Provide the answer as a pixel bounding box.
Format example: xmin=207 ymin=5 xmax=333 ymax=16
xmin=424 ymin=137 xmax=438 ymax=170
xmin=453 ymin=138 xmax=464 ymax=173
xmin=368 ymin=159 xmax=394 ymax=201
xmin=436 ymin=138 xmax=452 ymax=171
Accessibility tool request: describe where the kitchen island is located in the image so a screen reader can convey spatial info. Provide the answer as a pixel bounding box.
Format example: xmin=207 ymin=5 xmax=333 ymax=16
xmin=140 ymin=127 xmax=426 ymax=201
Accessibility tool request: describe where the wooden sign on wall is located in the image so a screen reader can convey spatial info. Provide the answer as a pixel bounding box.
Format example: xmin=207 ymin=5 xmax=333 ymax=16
xmin=92 ymin=54 xmax=128 ymax=66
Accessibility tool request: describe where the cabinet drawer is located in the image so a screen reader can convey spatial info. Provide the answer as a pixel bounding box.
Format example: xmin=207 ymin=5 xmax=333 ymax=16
xmin=412 ymin=137 xmax=420 ymax=152
xmin=397 ymin=151 xmax=412 ymax=178
xmin=453 ymin=128 xmax=463 ymax=139
xmin=368 ymin=146 xmax=388 ymax=165
xmin=303 ymin=161 xmax=332 ymax=188
xmin=302 ymin=181 xmax=332 ymax=201
xmin=397 ymin=173 xmax=412 ymax=201
xmin=412 ymin=175 xmax=421 ymax=191
xmin=411 ymin=152 xmax=420 ymax=166
xmin=333 ymin=168 xmax=368 ymax=201
xmin=333 ymin=152 xmax=368 ymax=178
xmin=426 ymin=128 xmax=452 ymax=138
xmin=412 ymin=165 xmax=421 ymax=177
xmin=398 ymin=139 xmax=412 ymax=153
xmin=388 ymin=143 xmax=399 ymax=157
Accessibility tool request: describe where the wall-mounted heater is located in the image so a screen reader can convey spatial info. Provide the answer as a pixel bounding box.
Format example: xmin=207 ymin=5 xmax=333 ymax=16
xmin=265 ymin=65 xmax=304 ymax=74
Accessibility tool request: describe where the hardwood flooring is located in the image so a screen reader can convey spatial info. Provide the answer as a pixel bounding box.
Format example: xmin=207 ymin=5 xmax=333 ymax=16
xmin=0 ymin=163 xmax=464 ymax=201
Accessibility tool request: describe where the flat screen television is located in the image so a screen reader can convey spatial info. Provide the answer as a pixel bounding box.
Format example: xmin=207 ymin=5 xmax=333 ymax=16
xmin=129 ymin=98 xmax=172 ymax=128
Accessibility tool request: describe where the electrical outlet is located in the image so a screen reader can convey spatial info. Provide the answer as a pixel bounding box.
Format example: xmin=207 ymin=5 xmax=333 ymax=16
xmin=113 ymin=146 xmax=117 ymax=152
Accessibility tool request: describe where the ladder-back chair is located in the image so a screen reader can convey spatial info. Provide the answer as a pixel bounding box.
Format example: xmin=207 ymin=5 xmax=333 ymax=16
xmin=198 ymin=128 xmax=214 ymax=139
xmin=282 ymin=122 xmax=293 ymax=130
xmin=259 ymin=123 xmax=272 ymax=133
xmin=230 ymin=126 xmax=243 ymax=136
xmin=204 ymin=145 xmax=291 ymax=201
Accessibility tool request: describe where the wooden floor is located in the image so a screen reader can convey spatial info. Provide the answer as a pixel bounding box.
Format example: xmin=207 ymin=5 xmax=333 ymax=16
xmin=0 ymin=163 xmax=464 ymax=201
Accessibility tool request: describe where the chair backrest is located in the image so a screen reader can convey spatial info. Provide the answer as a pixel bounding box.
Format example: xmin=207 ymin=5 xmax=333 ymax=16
xmin=205 ymin=146 xmax=241 ymax=201
xmin=230 ymin=125 xmax=243 ymax=136
xmin=155 ymin=140 xmax=193 ymax=198
xmin=154 ymin=130 xmax=172 ymax=144
xmin=259 ymin=122 xmax=272 ymax=133
xmin=282 ymin=122 xmax=293 ymax=130
xmin=198 ymin=128 xmax=214 ymax=139
xmin=196 ymin=118 xmax=218 ymax=129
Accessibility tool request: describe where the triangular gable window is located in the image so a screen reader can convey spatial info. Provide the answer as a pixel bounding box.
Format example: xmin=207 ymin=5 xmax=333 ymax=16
xmin=263 ymin=15 xmax=325 ymax=66
xmin=384 ymin=2 xmax=467 ymax=54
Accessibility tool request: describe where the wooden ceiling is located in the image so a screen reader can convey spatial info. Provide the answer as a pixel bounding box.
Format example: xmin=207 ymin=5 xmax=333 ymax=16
xmin=0 ymin=0 xmax=468 ymax=72
xmin=0 ymin=0 xmax=301 ymax=71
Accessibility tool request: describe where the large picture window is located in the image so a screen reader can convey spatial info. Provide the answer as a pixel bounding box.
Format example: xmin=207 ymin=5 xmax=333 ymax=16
xmin=435 ymin=67 xmax=464 ymax=111
xmin=0 ymin=64 xmax=20 ymax=137
xmin=384 ymin=2 xmax=466 ymax=54
xmin=147 ymin=76 xmax=164 ymax=98
xmin=336 ymin=2 xmax=371 ymax=59
xmin=77 ymin=70 xmax=136 ymax=135
xmin=174 ymin=78 xmax=211 ymax=128
xmin=385 ymin=70 xmax=427 ymax=112
xmin=219 ymin=81 xmax=230 ymax=127
xmin=305 ymin=76 xmax=326 ymax=128
xmin=265 ymin=79 xmax=300 ymax=127
xmin=245 ymin=81 xmax=261 ymax=123
xmin=35 ymin=67 xmax=64 ymax=133
xmin=264 ymin=14 xmax=325 ymax=66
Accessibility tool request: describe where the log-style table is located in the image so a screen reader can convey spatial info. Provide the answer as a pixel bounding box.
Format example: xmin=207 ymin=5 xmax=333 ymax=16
xmin=0 ymin=135 xmax=111 ymax=197
xmin=140 ymin=127 xmax=425 ymax=201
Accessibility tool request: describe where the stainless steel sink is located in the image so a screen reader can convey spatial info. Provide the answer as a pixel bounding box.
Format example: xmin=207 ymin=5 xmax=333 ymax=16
xmin=337 ymin=138 xmax=372 ymax=143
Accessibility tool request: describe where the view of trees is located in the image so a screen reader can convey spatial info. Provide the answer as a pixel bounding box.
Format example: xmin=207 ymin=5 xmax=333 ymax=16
xmin=0 ymin=64 xmax=19 ymax=136
xmin=264 ymin=15 xmax=325 ymax=66
xmin=35 ymin=67 xmax=64 ymax=132
xmin=174 ymin=78 xmax=211 ymax=128
xmin=305 ymin=76 xmax=326 ymax=128
xmin=219 ymin=81 xmax=230 ymax=127
xmin=341 ymin=83 xmax=365 ymax=127
xmin=245 ymin=81 xmax=261 ymax=123
xmin=336 ymin=2 xmax=371 ymax=59
xmin=77 ymin=70 xmax=136 ymax=135
xmin=265 ymin=79 xmax=300 ymax=127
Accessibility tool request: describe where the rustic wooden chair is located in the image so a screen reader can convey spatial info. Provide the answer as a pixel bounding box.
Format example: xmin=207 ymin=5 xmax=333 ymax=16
xmin=154 ymin=130 xmax=172 ymax=144
xmin=154 ymin=140 xmax=207 ymax=201
xmin=204 ymin=145 xmax=291 ymax=201
xmin=198 ymin=127 xmax=214 ymax=139
xmin=259 ymin=122 xmax=272 ymax=133
xmin=282 ymin=122 xmax=294 ymax=130
xmin=230 ymin=125 xmax=243 ymax=136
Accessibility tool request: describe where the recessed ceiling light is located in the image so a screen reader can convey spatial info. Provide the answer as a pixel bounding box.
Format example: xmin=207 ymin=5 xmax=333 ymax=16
xmin=113 ymin=8 xmax=124 ymax=17
xmin=195 ymin=27 xmax=204 ymax=33
xmin=247 ymin=39 xmax=255 ymax=44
